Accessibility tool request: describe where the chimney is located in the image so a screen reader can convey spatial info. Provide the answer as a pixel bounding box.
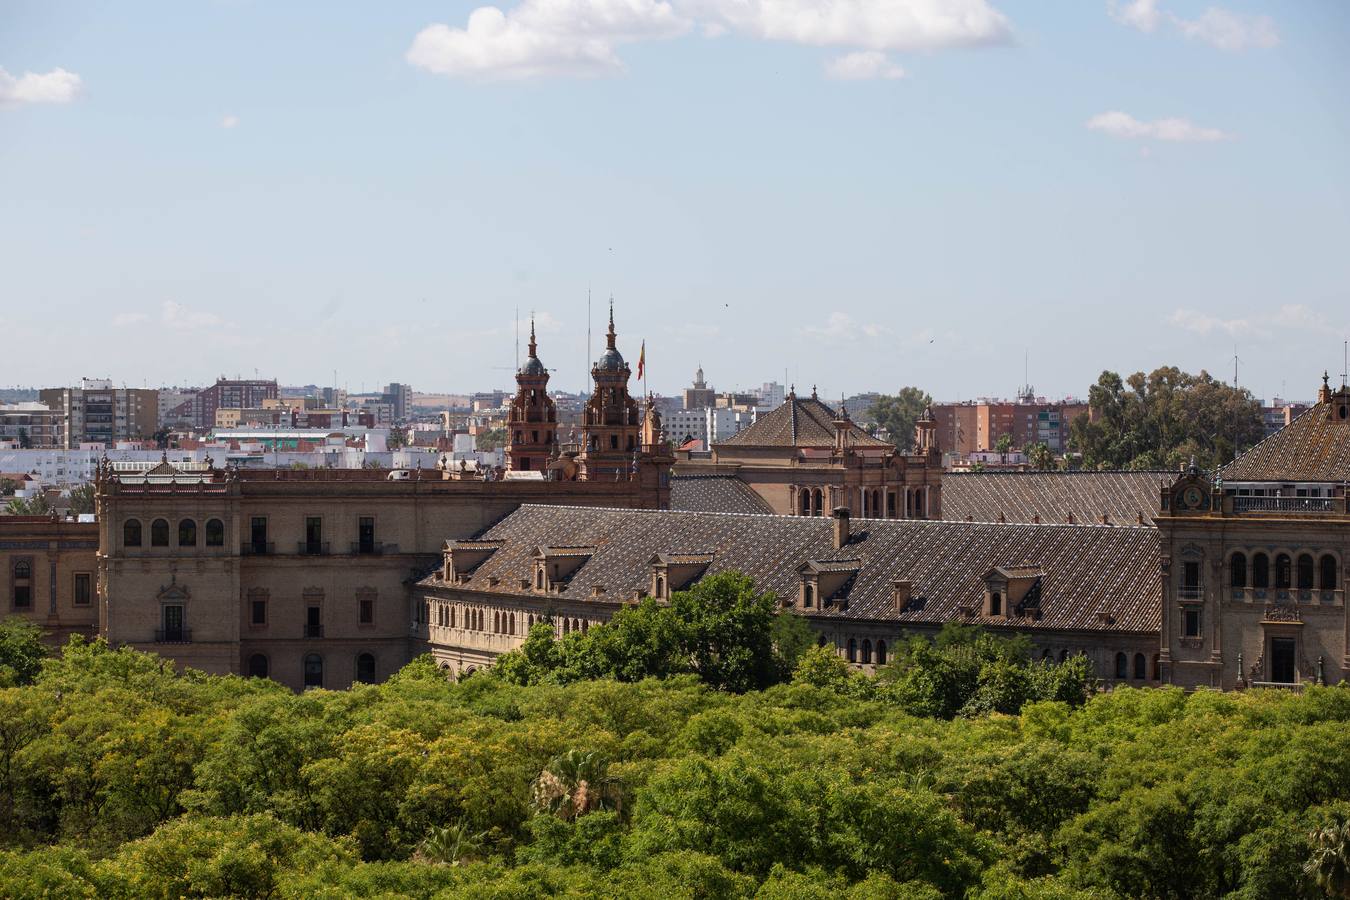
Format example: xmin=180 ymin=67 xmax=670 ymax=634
xmin=832 ymin=506 xmax=850 ymax=549
xmin=591 ymin=584 xmax=606 ymax=598
xmin=892 ymin=579 xmax=912 ymax=612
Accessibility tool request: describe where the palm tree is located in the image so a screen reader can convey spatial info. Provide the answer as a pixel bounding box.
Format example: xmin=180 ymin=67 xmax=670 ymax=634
xmin=1305 ymin=820 xmax=1350 ymax=898
xmin=416 ymin=821 xmax=487 ymax=866
xmin=531 ymin=749 xmax=625 ymax=821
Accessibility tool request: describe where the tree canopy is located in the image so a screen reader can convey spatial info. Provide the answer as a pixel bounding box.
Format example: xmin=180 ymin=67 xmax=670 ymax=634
xmin=1069 ymin=367 xmax=1265 ymax=471
xmin=868 ymin=388 xmax=932 ymax=452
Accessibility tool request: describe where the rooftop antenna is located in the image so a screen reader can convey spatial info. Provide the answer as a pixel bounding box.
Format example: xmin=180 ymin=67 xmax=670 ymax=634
xmin=587 ymin=286 xmax=592 ymax=395
xmin=1343 ymin=340 xmax=1348 ymax=389
xmin=514 ymin=306 xmax=519 ymax=372
xmin=1232 ymin=345 xmax=1240 ymax=389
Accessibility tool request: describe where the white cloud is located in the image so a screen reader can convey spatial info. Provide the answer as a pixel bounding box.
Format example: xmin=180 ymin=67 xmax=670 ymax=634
xmin=800 ymin=312 xmax=891 ymax=342
xmin=825 ymin=50 xmax=905 ymax=80
xmin=113 ymin=312 xmax=150 ymax=327
xmin=406 ymin=0 xmax=689 ymax=79
xmin=1086 ymin=110 xmax=1229 ymax=142
xmin=1108 ymin=0 xmax=1161 ymax=32
xmin=0 ymin=67 xmax=81 ymax=107
xmin=160 ymin=301 xmax=225 ymax=331
xmin=1168 ymin=305 xmax=1327 ymax=339
xmin=1173 ymin=7 xmax=1277 ymax=51
xmin=407 ymin=0 xmax=1011 ymax=79
xmin=1108 ymin=1 xmax=1277 ymax=51
xmin=689 ymin=0 xmax=1012 ymax=51
xmin=221 ymin=114 xmax=240 ymax=129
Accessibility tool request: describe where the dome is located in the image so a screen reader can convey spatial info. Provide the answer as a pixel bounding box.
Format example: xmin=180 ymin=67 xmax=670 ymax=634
xmin=519 ymin=356 xmax=547 ymax=376
xmin=596 ymin=347 xmax=625 ymax=371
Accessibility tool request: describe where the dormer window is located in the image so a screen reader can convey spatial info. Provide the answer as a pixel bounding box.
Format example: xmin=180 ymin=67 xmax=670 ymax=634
xmin=989 ymin=592 xmax=1002 ymax=617
xmin=802 ymin=583 xmax=815 ymax=608
xmin=655 ymin=575 xmax=666 ymax=599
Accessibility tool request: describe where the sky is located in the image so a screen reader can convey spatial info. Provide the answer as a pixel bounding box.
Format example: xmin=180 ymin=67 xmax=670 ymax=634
xmin=2 ymin=0 xmax=1349 ymax=403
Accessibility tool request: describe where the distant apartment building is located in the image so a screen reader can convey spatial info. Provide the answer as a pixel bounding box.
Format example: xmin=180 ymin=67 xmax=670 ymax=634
xmin=0 ymin=402 xmax=61 ymax=448
xmin=683 ymin=366 xmax=716 ymax=410
xmin=665 ymin=406 xmax=757 ymax=448
xmin=382 ymin=383 xmax=411 ymax=421
xmin=1261 ymin=398 xmax=1312 ymax=437
xmin=756 ymin=382 xmax=787 ymax=410
xmin=166 ymin=378 xmax=279 ymax=430
xmin=932 ymin=396 xmax=1089 ymax=456
xmin=40 ymin=380 xmax=160 ymax=448
xmin=157 ymin=389 xmax=198 ymax=427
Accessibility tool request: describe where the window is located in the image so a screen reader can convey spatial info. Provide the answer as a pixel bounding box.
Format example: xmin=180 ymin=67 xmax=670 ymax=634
xmin=1253 ymin=553 xmax=1269 ymax=588
xmin=1182 ymin=607 xmax=1202 ymax=639
xmin=356 ymin=653 xmax=376 ymax=684
xmin=305 ymin=606 xmax=322 ymax=638
xmin=1275 ymin=553 xmax=1292 ymax=590
xmin=178 ymin=518 xmax=197 ymax=547
xmin=13 ymin=561 xmax=32 ymax=609
xmin=124 ymin=519 xmax=142 ymax=547
xmin=303 ymin=654 xmax=323 ymax=689
xmin=250 ymin=598 xmax=267 ymax=626
xmin=1297 ymin=554 xmax=1315 ymax=590
xmin=610 ymin=435 xmax=619 ymax=450
xmin=247 ymin=654 xmax=269 ymax=679
xmin=876 ymin=640 xmax=887 ymax=666
xmin=151 ymin=518 xmax=169 ymax=547
xmin=1182 ymin=561 xmax=1200 ymax=595
xmin=1114 ymin=652 xmax=1128 ymax=679
xmin=803 ymin=583 xmax=814 ymax=608
xmin=1133 ymin=653 xmax=1146 ymax=680
xmin=162 ymin=604 xmax=184 ymax=642
xmin=305 ymin=517 xmax=323 ymax=555
xmin=862 ymin=639 xmax=873 ymax=665
xmin=74 ymin=573 xmax=92 ymax=606
xmin=1271 ymin=638 xmax=1297 ymax=683
xmin=989 ymin=592 xmax=1002 ymax=616
xmin=359 ymin=595 xmax=374 ymax=625
xmin=655 ymin=575 xmax=665 ymax=599
xmin=358 ymin=517 xmax=376 ymax=554
xmin=1229 ymin=552 xmax=1246 ymax=589
xmin=1321 ymin=554 xmax=1338 ymax=590
xmin=800 ymin=490 xmax=810 ymax=516
xmin=206 ymin=519 xmax=224 ymax=547
xmin=847 ymin=638 xmax=857 ymax=663
xmin=250 ymin=517 xmax=268 ymax=555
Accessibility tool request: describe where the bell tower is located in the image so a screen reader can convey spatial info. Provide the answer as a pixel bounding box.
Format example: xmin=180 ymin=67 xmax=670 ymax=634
xmin=505 ymin=317 xmax=557 ymax=473
xmin=580 ymin=302 xmax=641 ymax=480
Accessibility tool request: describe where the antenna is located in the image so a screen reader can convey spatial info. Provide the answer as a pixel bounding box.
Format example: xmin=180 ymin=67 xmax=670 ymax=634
xmin=587 ymin=286 xmax=592 ymax=395
xmin=1343 ymin=340 xmax=1348 ymax=388
xmin=514 ymin=306 xmax=519 ymax=372
xmin=1232 ymin=345 xmax=1240 ymax=389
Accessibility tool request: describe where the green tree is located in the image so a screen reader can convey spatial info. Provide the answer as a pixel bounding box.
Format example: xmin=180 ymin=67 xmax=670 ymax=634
xmin=995 ymin=433 xmax=1014 ymax=463
xmin=531 ymin=750 xmax=625 ymax=821
xmin=1026 ymin=442 xmax=1054 ymax=471
xmin=65 ymin=484 xmax=95 ymax=517
xmin=416 ymin=821 xmax=487 ymax=866
xmin=869 ymin=388 xmax=932 ymax=452
xmin=670 ymin=572 xmax=780 ymax=693
xmin=1305 ymin=819 xmax=1350 ymax=898
xmin=5 ymin=493 xmax=52 ymax=516
xmin=0 ymin=618 xmax=46 ymax=687
xmin=16 ymin=428 xmax=31 ymax=449
xmin=475 ymin=428 xmax=507 ymax=451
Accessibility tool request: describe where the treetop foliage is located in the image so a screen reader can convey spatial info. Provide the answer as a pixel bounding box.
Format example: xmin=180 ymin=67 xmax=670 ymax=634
xmin=868 ymin=387 xmax=932 ymax=452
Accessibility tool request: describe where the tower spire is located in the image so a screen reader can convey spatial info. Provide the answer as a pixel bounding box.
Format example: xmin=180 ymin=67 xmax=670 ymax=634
xmin=607 ymin=297 xmax=617 ymax=349
xmin=528 ymin=315 xmax=537 ymax=358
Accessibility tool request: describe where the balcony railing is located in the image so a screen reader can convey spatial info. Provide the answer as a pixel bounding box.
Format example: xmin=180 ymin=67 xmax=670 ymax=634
xmin=241 ymin=542 xmax=275 ymax=556
xmin=1234 ymin=496 xmax=1335 ymax=514
xmin=154 ymin=628 xmax=192 ymax=643
xmin=351 ymin=541 xmax=384 ymax=555
xmin=298 ymin=541 xmax=331 ymax=556
xmin=1178 ymin=586 xmax=1204 ymax=600
xmin=304 ymin=623 xmax=324 ymax=638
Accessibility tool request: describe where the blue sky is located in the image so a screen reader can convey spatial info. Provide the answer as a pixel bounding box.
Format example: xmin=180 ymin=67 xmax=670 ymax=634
xmin=2 ymin=0 xmax=1348 ymax=402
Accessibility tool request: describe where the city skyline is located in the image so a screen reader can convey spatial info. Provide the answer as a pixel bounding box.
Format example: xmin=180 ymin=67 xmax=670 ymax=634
xmin=3 ymin=2 xmax=1349 ymax=400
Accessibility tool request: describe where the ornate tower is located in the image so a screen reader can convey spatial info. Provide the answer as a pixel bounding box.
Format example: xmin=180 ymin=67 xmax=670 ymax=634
xmin=505 ymin=318 xmax=557 ymax=473
xmin=580 ymin=303 xmax=641 ymax=480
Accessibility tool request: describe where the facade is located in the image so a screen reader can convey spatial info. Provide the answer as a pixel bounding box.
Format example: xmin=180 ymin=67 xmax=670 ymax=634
xmin=1156 ymin=376 xmax=1350 ymax=689
xmin=40 ymin=380 xmax=160 ymax=448
xmin=167 ymin=378 xmax=279 ymax=430
xmin=676 ymin=388 xmax=943 ymax=520
xmin=932 ymin=397 xmax=1089 ymax=456
xmin=0 ymin=402 xmax=61 ymax=448
xmin=1 ymin=516 xmax=100 ymax=646
xmin=412 ymin=504 xmax=1160 ymax=680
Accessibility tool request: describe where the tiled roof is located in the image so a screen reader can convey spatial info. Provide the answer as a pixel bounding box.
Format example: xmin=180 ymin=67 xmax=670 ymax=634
xmin=714 ymin=396 xmax=890 ymax=449
xmin=420 ymin=505 xmax=1161 ymax=634
xmin=1221 ymin=394 xmax=1350 ymax=483
xmin=670 ymin=474 xmax=774 ymax=515
xmin=942 ymin=471 xmax=1166 ymax=526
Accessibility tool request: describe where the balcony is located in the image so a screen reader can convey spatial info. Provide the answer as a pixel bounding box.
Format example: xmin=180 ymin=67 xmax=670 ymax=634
xmin=154 ymin=628 xmax=192 ymax=643
xmin=297 ymin=541 xmax=331 ymax=556
xmin=1234 ymin=496 xmax=1335 ymax=514
xmin=1178 ymin=586 xmax=1204 ymax=600
xmin=241 ymin=542 xmax=275 ymax=556
xmin=303 ymin=623 xmax=324 ymax=638
xmin=351 ymin=541 xmax=384 ymax=556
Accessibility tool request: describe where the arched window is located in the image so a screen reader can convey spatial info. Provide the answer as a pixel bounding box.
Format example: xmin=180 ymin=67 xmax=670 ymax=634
xmin=355 ymin=653 xmax=376 ymax=684
xmin=1114 ymin=652 xmax=1128 ymax=680
xmin=1321 ymin=554 xmax=1338 ymax=590
xmin=1041 ymin=648 xmax=1052 ymax=660
xmin=861 ymin=639 xmax=873 ymax=664
xmin=205 ymin=518 xmax=224 ymax=547
xmin=151 ymin=518 xmax=169 ymax=547
xmin=1275 ymin=553 xmax=1292 ymax=589
xmin=800 ymin=490 xmax=810 ymax=516
xmin=494 ymin=611 xmax=501 ymax=633
xmin=14 ymin=561 xmax=30 ymax=579
xmin=803 ymin=584 xmax=814 ymax=608
xmin=1297 ymin=554 xmax=1315 ymax=590
xmin=510 ymin=613 xmax=516 ymax=634
xmin=876 ymin=640 xmax=887 ymax=665
xmin=527 ymin=614 xmax=534 ymax=629
xmin=178 ymin=518 xmax=197 ymax=547
xmin=124 ymin=519 xmax=142 ymax=547
xmin=817 ymin=634 xmax=827 ymax=647
xmin=536 ymin=569 xmax=544 ymax=589
xmin=303 ymin=654 xmax=323 ymax=689
xmin=563 ymin=618 xmax=571 ymax=635
xmin=846 ymin=638 xmax=857 ymax=663
xmin=1229 ymin=552 xmax=1247 ymax=589
xmin=1133 ymin=653 xmax=1146 ymax=680
xmin=1253 ymin=553 xmax=1269 ymax=589
xmin=1058 ymin=649 xmax=1069 ymax=663
xmin=989 ymin=592 xmax=1002 ymax=616
xmin=656 ymin=575 xmax=665 ymax=598
xmin=247 ymin=654 xmax=269 ymax=678
xmin=814 ymin=489 xmax=824 ymax=516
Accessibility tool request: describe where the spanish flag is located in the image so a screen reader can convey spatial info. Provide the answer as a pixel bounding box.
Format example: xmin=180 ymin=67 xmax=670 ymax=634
xmin=636 ymin=341 xmax=645 ymax=381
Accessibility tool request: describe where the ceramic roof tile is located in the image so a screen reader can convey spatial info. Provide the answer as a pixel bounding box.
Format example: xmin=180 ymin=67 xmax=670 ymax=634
xmin=714 ymin=396 xmax=890 ymax=449
xmin=1221 ymin=393 xmax=1350 ymax=483
xmin=941 ymin=471 xmax=1166 ymax=526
